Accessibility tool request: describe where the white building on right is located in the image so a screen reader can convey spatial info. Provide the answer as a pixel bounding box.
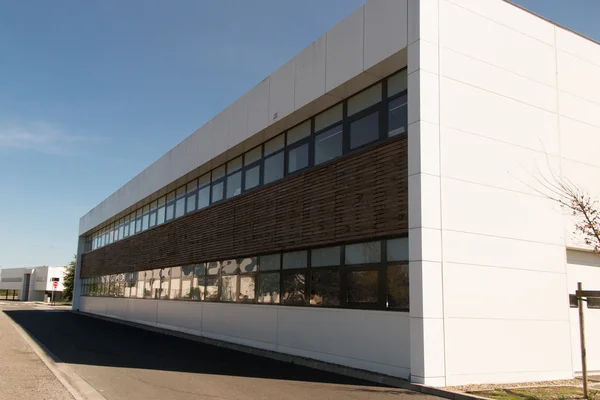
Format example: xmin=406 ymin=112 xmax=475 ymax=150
xmin=409 ymin=0 xmax=600 ymax=386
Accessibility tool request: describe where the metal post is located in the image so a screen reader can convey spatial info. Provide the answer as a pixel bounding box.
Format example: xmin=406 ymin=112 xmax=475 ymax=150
xmin=578 ymin=282 xmax=589 ymax=399
xmin=12 ymin=290 xmax=15 ymax=300
xmin=51 ymin=287 xmax=55 ymax=306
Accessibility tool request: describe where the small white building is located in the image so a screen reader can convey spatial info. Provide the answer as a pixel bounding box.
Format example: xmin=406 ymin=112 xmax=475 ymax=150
xmin=0 ymin=266 xmax=66 ymax=302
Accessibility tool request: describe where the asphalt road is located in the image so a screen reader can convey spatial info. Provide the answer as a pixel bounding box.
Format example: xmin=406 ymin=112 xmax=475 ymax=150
xmin=3 ymin=302 xmax=441 ymax=400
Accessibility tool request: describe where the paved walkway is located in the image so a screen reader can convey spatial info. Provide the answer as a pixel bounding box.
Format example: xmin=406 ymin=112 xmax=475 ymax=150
xmin=0 ymin=301 xmax=73 ymax=400
xmin=1 ymin=301 xmax=442 ymax=400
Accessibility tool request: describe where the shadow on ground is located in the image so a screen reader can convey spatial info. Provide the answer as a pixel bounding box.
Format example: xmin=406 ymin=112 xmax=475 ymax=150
xmin=3 ymin=309 xmax=415 ymax=392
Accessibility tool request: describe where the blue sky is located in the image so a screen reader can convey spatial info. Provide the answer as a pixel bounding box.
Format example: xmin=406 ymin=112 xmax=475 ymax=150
xmin=0 ymin=0 xmax=598 ymax=269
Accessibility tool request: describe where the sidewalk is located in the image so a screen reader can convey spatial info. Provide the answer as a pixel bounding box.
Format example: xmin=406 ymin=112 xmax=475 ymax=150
xmin=0 ymin=302 xmax=73 ymax=400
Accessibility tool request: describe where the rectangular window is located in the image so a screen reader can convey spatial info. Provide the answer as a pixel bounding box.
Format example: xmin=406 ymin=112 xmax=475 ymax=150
xmin=221 ymin=259 xmax=239 ymax=275
xmin=239 ymin=257 xmax=258 ymax=273
xmin=345 ymin=241 xmax=381 ymax=265
xmin=314 ymin=125 xmax=342 ymax=165
xmin=157 ymin=196 xmax=166 ymax=225
xmin=198 ymin=185 xmax=210 ymax=209
xmin=192 ymin=264 xmax=206 ymax=300
xmin=264 ymin=152 xmax=284 ymax=184
xmin=205 ymin=278 xmax=219 ymax=301
xmin=142 ymin=214 xmax=149 ymax=231
xmin=129 ymin=213 xmax=136 ymax=234
xmin=198 ymin=172 xmax=210 ymax=187
xmin=310 ymin=270 xmax=340 ymax=306
xmin=149 ymin=211 xmax=157 ymax=227
xmin=287 ymin=143 xmax=309 ymax=174
xmin=388 ymin=94 xmax=407 ymax=137
xmin=169 ymin=267 xmax=181 ymax=300
xmin=244 ymin=165 xmax=260 ymax=190
xmin=227 ymin=156 xmax=242 ymax=173
xmin=264 ymin=134 xmax=284 ymax=156
xmin=175 ymin=197 xmax=185 ymax=218
xmin=258 ymin=272 xmax=280 ymax=304
xmin=350 ymin=111 xmax=379 ymax=150
xmin=181 ymin=265 xmax=195 ymax=300
xmin=239 ymin=276 xmax=256 ymax=302
xmin=212 ymin=165 xmax=226 ymax=181
xmin=165 ymin=203 xmax=174 ymax=221
xmin=348 ymin=83 xmax=382 ymax=116
xmin=387 ymin=238 xmax=408 ymax=262
xmin=226 ymin=171 xmax=242 ymax=198
xmin=315 ymin=103 xmax=342 ymax=131
xmin=135 ymin=217 xmax=142 ymax=233
xmin=347 ymin=270 xmax=379 ymax=303
xmin=212 ymin=181 xmax=224 ymax=203
xmin=387 ymin=264 xmax=409 ymax=310
xmin=186 ymin=180 xmax=198 ymax=214
xmin=311 ymin=246 xmax=340 ymax=267
xmin=287 ymin=120 xmax=310 ymax=145
xmin=282 ymin=273 xmax=306 ymax=305
xmin=244 ymin=146 xmax=261 ymax=165
xmin=260 ymin=254 xmax=280 ymax=271
xmin=220 ymin=275 xmax=238 ymax=302
xmin=283 ymin=251 xmax=307 ymax=269
xmin=388 ymin=69 xmax=407 ymax=97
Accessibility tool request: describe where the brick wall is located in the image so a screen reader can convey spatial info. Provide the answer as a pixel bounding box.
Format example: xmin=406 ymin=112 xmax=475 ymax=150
xmin=81 ymin=137 xmax=408 ymax=278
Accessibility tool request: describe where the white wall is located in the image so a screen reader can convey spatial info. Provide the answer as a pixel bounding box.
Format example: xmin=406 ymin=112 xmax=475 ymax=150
xmin=79 ymin=297 xmax=411 ymax=379
xmin=79 ymin=0 xmax=409 ymax=236
xmin=566 ymin=251 xmax=600 ymax=373
xmin=411 ymin=0 xmax=600 ymax=386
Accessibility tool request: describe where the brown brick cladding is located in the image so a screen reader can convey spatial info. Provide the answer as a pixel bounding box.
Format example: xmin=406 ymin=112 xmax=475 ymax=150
xmin=81 ymin=137 xmax=408 ymax=278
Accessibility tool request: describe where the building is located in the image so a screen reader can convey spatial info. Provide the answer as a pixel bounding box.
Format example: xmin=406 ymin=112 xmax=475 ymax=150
xmin=0 ymin=266 xmax=66 ymax=302
xmin=74 ymin=0 xmax=600 ymax=387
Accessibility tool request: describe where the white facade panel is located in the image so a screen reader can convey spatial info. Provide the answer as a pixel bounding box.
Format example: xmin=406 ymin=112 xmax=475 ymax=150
xmin=202 ymin=303 xmax=277 ymax=347
xmin=364 ymin=0 xmax=408 ymax=70
xmin=293 ymin=36 xmax=327 ymax=111
xmin=557 ymin=51 xmax=600 ymax=104
xmin=556 ymin=28 xmax=600 ymax=67
xmin=325 ymin=6 xmax=364 ymax=93
xmin=246 ymin=79 xmax=270 ymax=137
xmin=268 ymin=59 xmax=295 ymax=126
xmin=559 ymin=91 xmax=600 ymax=130
xmin=157 ymin=301 xmax=203 ymax=333
xmin=560 ymin=117 xmax=600 ymax=168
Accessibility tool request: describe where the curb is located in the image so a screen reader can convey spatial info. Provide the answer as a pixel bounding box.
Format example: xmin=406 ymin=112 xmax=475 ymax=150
xmin=75 ymin=310 xmax=488 ymax=400
xmin=5 ymin=312 xmax=106 ymax=400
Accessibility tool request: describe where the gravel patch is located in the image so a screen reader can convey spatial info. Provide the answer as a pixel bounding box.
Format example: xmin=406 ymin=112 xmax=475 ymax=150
xmin=446 ymin=379 xmax=583 ymax=393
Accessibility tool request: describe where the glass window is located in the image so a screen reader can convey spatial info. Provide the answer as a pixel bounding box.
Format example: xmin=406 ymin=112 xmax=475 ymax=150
xmin=283 ymin=251 xmax=307 ymax=269
xmin=314 ymin=125 xmax=343 ymax=165
xmin=169 ymin=267 xmax=181 ymax=300
xmin=149 ymin=212 xmax=156 ymax=228
xmin=387 ymin=264 xmax=409 ymax=310
xmin=149 ymin=200 xmax=157 ymax=211
xmin=175 ymin=196 xmax=185 ymax=218
xmin=221 ymin=259 xmax=239 ymax=275
xmin=205 ymin=278 xmax=219 ymax=300
xmin=258 ymin=273 xmax=280 ymax=304
xmin=187 ymin=180 xmax=198 ymax=194
xmin=212 ymin=181 xmax=224 ymax=203
xmin=348 ymin=83 xmax=382 ymax=116
xmin=283 ymin=273 xmax=305 ymax=305
xmin=198 ymin=186 xmax=210 ymax=209
xmin=206 ymin=262 xmax=220 ymax=276
xmin=387 ymin=238 xmax=409 ymax=261
xmin=160 ymin=268 xmax=170 ymax=300
xmin=347 ymin=270 xmax=379 ymax=303
xmin=165 ymin=203 xmax=174 ymax=221
xmin=244 ymin=146 xmax=261 ymax=165
xmin=288 ymin=143 xmax=309 ymax=173
xmin=239 ymin=257 xmax=258 ymax=273
xmin=244 ymin=164 xmax=260 ymax=190
xmin=350 ymin=111 xmax=379 ymax=150
xmin=388 ymin=94 xmax=408 ymax=137
xmin=135 ymin=216 xmax=142 ymax=233
xmin=138 ymin=271 xmax=146 ymax=298
xmin=260 ymin=254 xmax=280 ymax=271
xmin=226 ymin=171 xmax=242 ymax=199
xmin=287 ymin=120 xmax=311 ymax=145
xmin=158 ymin=196 xmax=166 ymax=207
xmin=181 ymin=266 xmax=194 ymax=300
xmin=142 ymin=214 xmax=149 ymax=231
xmin=312 ymin=246 xmax=340 ymax=267
xmin=192 ymin=264 xmax=206 ymax=300
xmin=239 ymin=276 xmax=256 ymax=302
xmin=198 ymin=172 xmax=210 ymax=187
xmin=264 ymin=152 xmax=284 ymax=184
xmin=186 ymin=193 xmax=196 ymax=214
xmin=212 ymin=165 xmax=226 ymax=181
xmin=227 ymin=156 xmax=242 ymax=173
xmin=157 ymin=206 xmax=165 ymax=225
xmin=129 ymin=213 xmax=136 ymax=233
xmin=388 ymin=70 xmax=407 ymax=97
xmin=310 ymin=270 xmax=340 ymax=306
xmin=264 ymin=134 xmax=284 ymax=156
xmin=315 ymin=103 xmax=342 ymax=131
xmin=118 ymin=224 xmax=124 ymax=240
xmin=345 ymin=241 xmax=381 ymax=264
xmin=220 ymin=275 xmax=238 ymax=302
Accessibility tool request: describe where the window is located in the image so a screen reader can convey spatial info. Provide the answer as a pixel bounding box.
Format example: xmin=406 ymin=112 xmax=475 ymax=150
xmin=311 ymin=246 xmax=340 ymax=267
xmin=348 ymin=83 xmax=381 ymax=116
xmin=347 ymin=270 xmax=379 ymax=303
xmin=142 ymin=205 xmax=150 ymax=231
xmin=135 ymin=209 xmax=142 ymax=233
xmin=128 ymin=212 xmax=136 ymax=235
xmin=186 ymin=180 xmax=198 ymax=214
xmin=314 ymin=125 xmax=342 ymax=165
xmin=387 ymin=264 xmax=409 ymax=310
xmin=244 ymin=146 xmax=261 ymax=165
xmin=175 ymin=186 xmax=186 ymax=219
xmin=287 ymin=143 xmax=309 ymax=174
xmin=264 ymin=151 xmax=284 ymax=184
xmin=220 ymin=275 xmax=237 ymax=302
xmin=169 ymin=267 xmax=181 ymax=300
xmin=264 ymin=134 xmax=284 ymax=156
xmin=205 ymin=278 xmax=219 ymax=301
xmin=137 ymin=271 xmax=146 ymax=298
xmin=315 ymin=103 xmax=342 ymax=131
xmin=192 ymin=264 xmax=205 ymax=300
xmin=287 ymin=121 xmax=310 ymax=145
xmin=212 ymin=181 xmax=224 ymax=203
xmin=149 ymin=201 xmax=157 ymax=228
xmin=283 ymin=273 xmax=306 ymax=305
xmin=388 ymin=70 xmax=407 ymax=97
xmin=389 ymin=94 xmax=407 ymax=137
xmin=345 ymin=241 xmax=381 ymax=265
xmin=165 ymin=192 xmax=175 ymax=222
xmin=350 ymin=111 xmax=379 ymax=150
xmin=258 ymin=272 xmax=280 ymax=304
xmin=244 ymin=165 xmax=260 ymax=190
xmin=198 ymin=179 xmax=211 ymax=209
xmin=157 ymin=196 xmax=166 ymax=225
xmin=283 ymin=251 xmax=307 ymax=269
xmin=387 ymin=238 xmax=408 ymax=262
xmin=311 ymin=270 xmax=340 ymax=306
xmin=226 ymin=171 xmax=242 ymax=198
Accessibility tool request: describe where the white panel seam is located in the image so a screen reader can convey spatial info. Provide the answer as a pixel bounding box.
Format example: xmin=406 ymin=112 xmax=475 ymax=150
xmin=443 ymin=228 xmax=563 ymax=247
xmin=440 ymin=176 xmax=556 ymax=201
xmin=557 ymin=47 xmax=600 ymax=70
xmin=443 ymin=260 xmax=568 ymax=275
xmin=446 ymin=316 xmax=570 ymax=322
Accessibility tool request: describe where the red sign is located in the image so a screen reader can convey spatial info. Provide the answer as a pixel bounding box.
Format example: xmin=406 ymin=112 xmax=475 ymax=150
xmin=52 ymin=281 xmax=59 ymax=288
